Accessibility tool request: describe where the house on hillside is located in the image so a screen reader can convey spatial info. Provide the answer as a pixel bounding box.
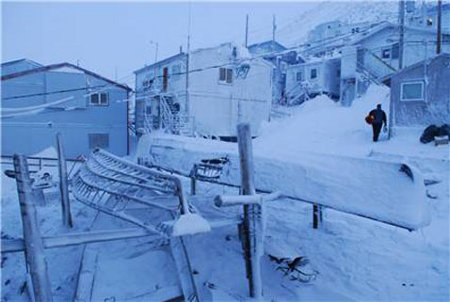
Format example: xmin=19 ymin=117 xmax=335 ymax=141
xmin=285 ymin=57 xmax=340 ymax=104
xmin=406 ymin=2 xmax=450 ymax=33
xmin=389 ymin=53 xmax=450 ymax=133
xmin=134 ymin=42 xmax=273 ymax=141
xmin=1 ymin=59 xmax=131 ymax=158
xmin=248 ymin=40 xmax=303 ymax=105
xmin=289 ymin=20 xmax=450 ymax=106
xmin=307 ymin=20 xmax=371 ymax=44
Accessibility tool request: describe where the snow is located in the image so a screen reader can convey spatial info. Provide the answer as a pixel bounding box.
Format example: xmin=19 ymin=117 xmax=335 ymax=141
xmin=31 ymin=146 xmax=58 ymax=159
xmin=140 ymin=85 xmax=434 ymax=230
xmin=2 ymin=81 xmax=449 ymax=300
xmin=171 ymin=213 xmax=211 ymax=236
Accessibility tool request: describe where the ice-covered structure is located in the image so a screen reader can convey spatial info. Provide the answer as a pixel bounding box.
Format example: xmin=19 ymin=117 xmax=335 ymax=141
xmin=287 ymin=20 xmax=450 ymax=106
xmin=1 ymin=59 xmax=131 ymax=158
xmin=134 ymin=42 xmax=273 ymax=140
xmin=248 ymin=40 xmax=304 ymax=105
xmin=390 ymin=53 xmax=450 ymax=131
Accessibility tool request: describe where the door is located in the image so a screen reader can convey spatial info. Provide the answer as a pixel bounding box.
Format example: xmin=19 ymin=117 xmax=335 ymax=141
xmin=163 ymin=67 xmax=168 ymax=92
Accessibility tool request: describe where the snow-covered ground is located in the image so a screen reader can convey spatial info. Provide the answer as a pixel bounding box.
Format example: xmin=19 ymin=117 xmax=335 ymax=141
xmin=2 ymin=85 xmax=449 ymax=301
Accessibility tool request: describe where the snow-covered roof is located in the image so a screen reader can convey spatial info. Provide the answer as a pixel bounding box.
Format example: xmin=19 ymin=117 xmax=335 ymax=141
xmin=1 ymin=62 xmax=132 ymax=91
xmin=391 ymin=53 xmax=450 ymax=78
xmin=134 ymin=52 xmax=186 ymax=74
xmin=248 ymin=40 xmax=287 ymax=54
xmin=1 ymin=58 xmax=43 ymax=68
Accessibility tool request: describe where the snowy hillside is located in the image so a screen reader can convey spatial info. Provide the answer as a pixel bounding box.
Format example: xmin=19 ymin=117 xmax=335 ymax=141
xmin=277 ymin=0 xmax=399 ymax=46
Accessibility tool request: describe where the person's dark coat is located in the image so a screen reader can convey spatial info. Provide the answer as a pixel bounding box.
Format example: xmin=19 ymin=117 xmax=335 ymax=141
xmin=368 ymin=107 xmax=387 ymax=142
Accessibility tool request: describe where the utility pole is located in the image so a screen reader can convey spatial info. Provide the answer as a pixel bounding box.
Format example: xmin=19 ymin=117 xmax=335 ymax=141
xmin=272 ymin=14 xmax=277 ymax=42
xmin=398 ymin=0 xmax=405 ymax=69
xmin=150 ymin=41 xmax=159 ymax=63
xmin=437 ymin=0 xmax=442 ymax=54
xmin=185 ymin=3 xmax=192 ymax=116
xmin=245 ymin=14 xmax=249 ymax=48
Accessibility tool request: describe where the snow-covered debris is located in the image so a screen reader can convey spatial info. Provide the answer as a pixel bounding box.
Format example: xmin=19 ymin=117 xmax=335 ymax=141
xmin=171 ymin=213 xmax=211 ymax=236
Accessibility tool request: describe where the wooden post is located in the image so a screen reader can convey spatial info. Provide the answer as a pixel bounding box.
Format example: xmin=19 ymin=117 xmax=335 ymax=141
xmin=56 ymin=133 xmax=73 ymax=228
xmin=313 ymin=204 xmax=323 ymax=229
xmin=13 ymin=154 xmax=53 ymax=302
xmin=437 ymin=0 xmax=442 ymax=54
xmin=190 ymin=165 xmax=197 ymax=195
xmin=237 ymin=123 xmax=263 ymax=299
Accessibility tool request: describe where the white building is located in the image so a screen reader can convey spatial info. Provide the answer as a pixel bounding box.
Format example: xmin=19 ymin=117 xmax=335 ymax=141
xmin=285 ymin=58 xmax=340 ymax=104
xmin=134 ymin=42 xmax=273 ymax=140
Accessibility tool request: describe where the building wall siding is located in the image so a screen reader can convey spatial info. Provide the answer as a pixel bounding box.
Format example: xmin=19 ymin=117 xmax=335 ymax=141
xmin=391 ymin=55 xmax=450 ymax=127
xmin=2 ymin=70 xmax=128 ymax=158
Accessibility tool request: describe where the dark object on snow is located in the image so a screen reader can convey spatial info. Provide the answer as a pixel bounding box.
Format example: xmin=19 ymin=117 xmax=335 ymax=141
xmin=420 ymin=125 xmax=439 ymax=143
xmin=268 ymin=254 xmax=289 ymax=264
xmin=399 ymin=164 xmax=414 ymax=182
xmin=420 ymin=124 xmax=450 ymax=144
xmin=287 ymin=257 xmax=309 ymax=271
xmin=4 ymin=170 xmax=16 ymax=179
xmin=200 ymin=157 xmax=229 ymax=165
xmin=437 ymin=124 xmax=450 ymax=136
xmin=275 ymin=256 xmax=317 ymax=283
xmin=191 ymin=156 xmax=230 ymax=180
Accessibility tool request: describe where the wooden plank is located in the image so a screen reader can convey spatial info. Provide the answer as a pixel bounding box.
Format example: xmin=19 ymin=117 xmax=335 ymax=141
xmin=1 ymin=228 xmax=161 ymax=253
xmin=170 ymin=236 xmax=200 ymax=302
xmin=237 ymin=123 xmax=263 ymax=299
xmin=74 ymin=248 xmax=98 ymax=302
xmin=13 ymin=154 xmax=53 ymax=302
xmin=56 ymin=133 xmax=73 ymax=228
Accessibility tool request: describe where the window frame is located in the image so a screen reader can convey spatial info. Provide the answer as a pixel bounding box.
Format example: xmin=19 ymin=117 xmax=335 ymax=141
xmin=89 ymin=92 xmax=109 ymax=106
xmin=218 ymin=67 xmax=233 ymax=84
xmin=400 ymin=81 xmax=425 ymax=102
xmin=310 ymin=68 xmax=318 ymax=80
xmin=88 ymin=133 xmax=110 ymax=149
xmin=381 ymin=48 xmax=391 ymax=59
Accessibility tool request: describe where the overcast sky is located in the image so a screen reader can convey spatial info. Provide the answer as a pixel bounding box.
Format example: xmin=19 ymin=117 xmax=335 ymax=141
xmin=1 ymin=1 xmax=320 ymax=85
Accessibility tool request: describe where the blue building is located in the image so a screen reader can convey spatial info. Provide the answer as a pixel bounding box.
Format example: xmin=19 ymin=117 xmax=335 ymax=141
xmin=1 ymin=59 xmax=132 ymax=158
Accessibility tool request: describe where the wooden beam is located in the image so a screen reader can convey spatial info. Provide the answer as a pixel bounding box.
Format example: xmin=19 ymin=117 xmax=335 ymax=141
xmin=56 ymin=133 xmax=73 ymax=228
xmin=1 ymin=228 xmax=160 ymax=253
xmin=237 ymin=123 xmax=263 ymax=299
xmin=14 ymin=154 xmax=53 ymax=302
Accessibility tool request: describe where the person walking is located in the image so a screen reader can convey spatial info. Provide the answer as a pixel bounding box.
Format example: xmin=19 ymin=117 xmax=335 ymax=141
xmin=367 ymin=104 xmax=387 ymax=142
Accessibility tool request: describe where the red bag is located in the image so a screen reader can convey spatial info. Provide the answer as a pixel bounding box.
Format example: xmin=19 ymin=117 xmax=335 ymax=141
xmin=365 ymin=115 xmax=374 ymax=125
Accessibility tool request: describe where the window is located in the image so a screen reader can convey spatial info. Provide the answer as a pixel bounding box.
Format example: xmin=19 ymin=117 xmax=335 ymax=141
xmin=382 ymin=48 xmax=391 ymax=59
xmin=296 ymin=71 xmax=303 ymax=82
xmin=88 ymin=133 xmax=109 ymax=149
xmin=310 ymin=68 xmax=317 ymax=79
xmin=401 ymin=81 xmax=425 ymax=101
xmin=90 ymin=92 xmax=108 ymax=106
xmin=219 ymin=67 xmax=233 ymax=84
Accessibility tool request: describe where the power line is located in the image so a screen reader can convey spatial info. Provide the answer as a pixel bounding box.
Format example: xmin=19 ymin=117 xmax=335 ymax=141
xmin=2 ymin=85 xmax=107 ymax=101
